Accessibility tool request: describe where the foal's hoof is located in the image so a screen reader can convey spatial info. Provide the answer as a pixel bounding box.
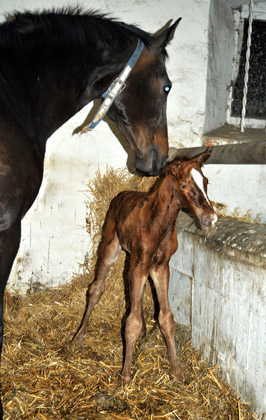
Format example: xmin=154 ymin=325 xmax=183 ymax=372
xmin=170 ymin=366 xmax=183 ymax=384
xmin=121 ymin=374 xmax=131 ymax=387
xmin=71 ymin=328 xmax=85 ymax=345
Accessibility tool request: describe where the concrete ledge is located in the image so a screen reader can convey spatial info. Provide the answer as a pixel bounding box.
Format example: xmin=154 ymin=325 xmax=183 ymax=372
xmin=169 ymin=213 xmax=266 ymax=417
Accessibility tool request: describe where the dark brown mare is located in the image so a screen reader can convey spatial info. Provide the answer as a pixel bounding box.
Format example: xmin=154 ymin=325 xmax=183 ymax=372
xmin=0 ymin=7 xmax=181 ymax=416
xmin=75 ymin=149 xmax=217 ymax=385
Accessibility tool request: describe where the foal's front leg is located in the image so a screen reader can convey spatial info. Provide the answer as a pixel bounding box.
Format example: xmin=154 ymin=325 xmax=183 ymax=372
xmin=121 ymin=259 xmax=148 ymax=385
xmin=150 ymin=264 xmax=183 ymax=383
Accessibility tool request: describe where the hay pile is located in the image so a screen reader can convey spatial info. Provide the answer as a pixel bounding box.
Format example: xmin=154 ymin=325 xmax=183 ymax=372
xmin=1 ymin=167 xmax=256 ymax=420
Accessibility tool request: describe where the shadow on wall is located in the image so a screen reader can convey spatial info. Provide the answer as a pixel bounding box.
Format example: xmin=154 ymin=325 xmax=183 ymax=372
xmin=73 ymin=99 xmax=136 ymax=174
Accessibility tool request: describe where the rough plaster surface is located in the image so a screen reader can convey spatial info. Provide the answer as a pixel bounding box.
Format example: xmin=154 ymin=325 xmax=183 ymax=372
xmin=169 ymin=212 xmax=266 ymax=417
xmin=204 ymin=164 xmax=266 ymax=224
xmin=203 ymin=0 xmax=236 ymax=134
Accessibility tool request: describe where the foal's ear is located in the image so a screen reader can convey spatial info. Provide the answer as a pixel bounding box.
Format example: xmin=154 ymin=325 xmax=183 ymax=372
xmin=167 ymin=161 xmax=181 ymax=177
xmin=192 ymin=148 xmax=213 ymax=167
xmin=154 ymin=18 xmax=182 ymax=49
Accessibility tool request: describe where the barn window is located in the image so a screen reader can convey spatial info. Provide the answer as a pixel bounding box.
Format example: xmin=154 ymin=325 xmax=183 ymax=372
xmin=227 ymin=3 xmax=266 ymax=131
xmin=231 ymin=19 xmax=266 ymax=121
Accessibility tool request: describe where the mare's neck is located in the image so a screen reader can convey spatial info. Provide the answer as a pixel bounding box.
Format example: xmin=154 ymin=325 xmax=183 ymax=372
xmin=28 ymin=40 xmax=136 ymax=157
xmin=1 ymin=11 xmax=141 ymax=159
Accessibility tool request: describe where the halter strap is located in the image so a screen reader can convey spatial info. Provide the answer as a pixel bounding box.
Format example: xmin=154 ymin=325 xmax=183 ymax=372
xmin=81 ymin=38 xmax=144 ymax=133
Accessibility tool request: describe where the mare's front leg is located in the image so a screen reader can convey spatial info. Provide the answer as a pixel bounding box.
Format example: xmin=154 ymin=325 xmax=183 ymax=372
xmin=150 ymin=262 xmax=183 ymax=383
xmin=0 ymin=221 xmax=22 ymax=419
xmin=121 ymin=257 xmax=148 ymax=385
xmin=0 ymin=221 xmax=21 ymax=353
xmin=74 ymin=208 xmax=121 ymax=342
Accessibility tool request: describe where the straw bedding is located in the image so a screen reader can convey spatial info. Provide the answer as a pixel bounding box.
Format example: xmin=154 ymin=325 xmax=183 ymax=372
xmin=1 ymin=167 xmax=256 ymax=419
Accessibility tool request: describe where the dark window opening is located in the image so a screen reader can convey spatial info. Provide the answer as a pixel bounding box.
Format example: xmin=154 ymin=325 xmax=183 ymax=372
xmin=231 ymin=19 xmax=266 ymax=119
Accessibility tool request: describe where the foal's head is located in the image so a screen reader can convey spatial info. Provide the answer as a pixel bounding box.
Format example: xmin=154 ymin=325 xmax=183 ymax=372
xmin=107 ymin=19 xmax=181 ymax=176
xmin=169 ymin=149 xmax=217 ymax=230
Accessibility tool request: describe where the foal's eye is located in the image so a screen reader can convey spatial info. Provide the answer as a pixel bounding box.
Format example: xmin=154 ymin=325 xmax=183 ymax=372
xmin=164 ymin=85 xmax=171 ymax=94
xmin=180 ymin=185 xmax=185 ymax=189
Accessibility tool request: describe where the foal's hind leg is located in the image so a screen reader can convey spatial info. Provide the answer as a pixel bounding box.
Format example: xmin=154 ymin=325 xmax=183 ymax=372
xmin=150 ymin=264 xmax=183 ymax=383
xmin=74 ymin=209 xmax=121 ymax=342
xmin=121 ymin=259 xmax=148 ymax=385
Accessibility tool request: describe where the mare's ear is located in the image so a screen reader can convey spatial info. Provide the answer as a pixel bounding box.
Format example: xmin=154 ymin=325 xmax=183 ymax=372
xmin=192 ymin=148 xmax=213 ymax=167
xmin=154 ymin=18 xmax=182 ymax=50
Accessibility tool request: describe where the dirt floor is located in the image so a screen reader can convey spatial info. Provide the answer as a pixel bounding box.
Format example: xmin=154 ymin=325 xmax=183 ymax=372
xmin=1 ymin=167 xmax=258 ymax=420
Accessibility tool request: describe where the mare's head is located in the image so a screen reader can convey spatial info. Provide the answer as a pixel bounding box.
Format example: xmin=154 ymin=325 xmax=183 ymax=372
xmin=168 ymin=149 xmax=217 ymax=230
xmin=107 ymin=19 xmax=181 ymax=176
xmin=0 ymin=9 xmax=180 ymax=169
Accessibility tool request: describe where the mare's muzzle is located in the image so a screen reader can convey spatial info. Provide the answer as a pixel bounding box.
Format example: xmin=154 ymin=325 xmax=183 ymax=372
xmin=135 ymin=145 xmax=168 ymax=177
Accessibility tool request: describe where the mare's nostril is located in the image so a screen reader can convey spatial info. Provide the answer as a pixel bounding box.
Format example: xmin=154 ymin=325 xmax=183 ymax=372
xmin=135 ymin=147 xmax=168 ymax=176
xmin=161 ymin=154 xmax=168 ymax=168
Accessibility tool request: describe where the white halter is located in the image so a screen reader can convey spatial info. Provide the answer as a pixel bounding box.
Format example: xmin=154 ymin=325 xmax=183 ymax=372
xmin=81 ymin=38 xmax=144 ymax=133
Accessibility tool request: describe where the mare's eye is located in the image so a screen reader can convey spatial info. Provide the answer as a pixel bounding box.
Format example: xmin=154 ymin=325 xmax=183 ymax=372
xmin=180 ymin=185 xmax=185 ymax=189
xmin=164 ymin=85 xmax=171 ymax=94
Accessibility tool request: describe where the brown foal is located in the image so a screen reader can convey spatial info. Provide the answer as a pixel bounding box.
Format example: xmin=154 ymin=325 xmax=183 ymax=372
xmin=75 ymin=149 xmax=217 ymax=385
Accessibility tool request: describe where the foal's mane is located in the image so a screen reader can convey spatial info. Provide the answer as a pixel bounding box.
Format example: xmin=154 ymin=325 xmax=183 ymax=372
xmin=148 ymin=158 xmax=192 ymax=194
xmin=0 ymin=6 xmax=153 ymax=51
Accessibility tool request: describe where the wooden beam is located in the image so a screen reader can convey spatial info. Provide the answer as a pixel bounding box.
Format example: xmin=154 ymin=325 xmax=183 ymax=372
xmin=168 ymin=141 xmax=266 ymax=164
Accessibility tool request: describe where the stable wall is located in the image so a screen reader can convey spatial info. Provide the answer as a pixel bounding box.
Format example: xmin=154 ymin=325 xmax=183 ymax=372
xmin=204 ymin=164 xmax=266 ymax=224
xmin=169 ymin=212 xmax=266 ymax=417
xmin=203 ymin=0 xmax=236 ymax=134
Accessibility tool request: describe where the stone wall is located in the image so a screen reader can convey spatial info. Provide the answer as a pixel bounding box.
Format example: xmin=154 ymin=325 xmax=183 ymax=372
xmin=169 ymin=212 xmax=266 ymax=417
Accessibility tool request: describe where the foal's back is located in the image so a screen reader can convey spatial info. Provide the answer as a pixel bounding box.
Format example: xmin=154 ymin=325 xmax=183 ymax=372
xmin=109 ymin=173 xmax=178 ymax=258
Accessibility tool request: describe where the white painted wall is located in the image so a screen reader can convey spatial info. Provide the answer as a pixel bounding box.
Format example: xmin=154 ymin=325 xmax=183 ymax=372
xmin=203 ymin=0 xmax=236 ymax=134
xmin=205 ymin=164 xmax=266 ymax=224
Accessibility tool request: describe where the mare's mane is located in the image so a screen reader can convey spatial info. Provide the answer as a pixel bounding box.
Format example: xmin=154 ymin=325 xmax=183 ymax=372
xmin=0 ymin=7 xmax=153 ymax=51
xmin=0 ymin=7 xmax=154 ymax=149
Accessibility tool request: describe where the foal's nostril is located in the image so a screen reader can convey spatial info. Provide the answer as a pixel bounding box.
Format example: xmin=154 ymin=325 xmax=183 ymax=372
xmin=202 ymin=213 xmax=218 ymax=229
xmin=202 ymin=215 xmax=211 ymax=227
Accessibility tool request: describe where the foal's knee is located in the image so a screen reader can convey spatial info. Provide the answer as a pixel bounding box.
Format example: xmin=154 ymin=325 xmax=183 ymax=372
xmin=126 ymin=313 xmax=143 ymax=342
xmin=87 ymin=281 xmax=105 ymax=302
xmin=158 ymin=309 xmax=174 ymax=334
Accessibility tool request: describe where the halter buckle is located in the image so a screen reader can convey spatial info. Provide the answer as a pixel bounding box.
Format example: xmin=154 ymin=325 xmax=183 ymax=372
xmin=106 ymin=78 xmax=126 ymax=98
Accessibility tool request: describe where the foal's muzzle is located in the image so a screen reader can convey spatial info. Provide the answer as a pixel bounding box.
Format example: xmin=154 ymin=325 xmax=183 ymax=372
xmin=200 ymin=213 xmax=218 ymax=230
